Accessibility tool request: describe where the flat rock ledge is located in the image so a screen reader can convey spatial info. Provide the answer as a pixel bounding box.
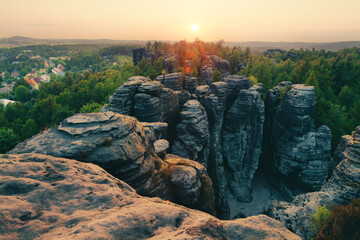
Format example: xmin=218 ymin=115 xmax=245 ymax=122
xmin=0 ymin=153 xmax=301 ymax=240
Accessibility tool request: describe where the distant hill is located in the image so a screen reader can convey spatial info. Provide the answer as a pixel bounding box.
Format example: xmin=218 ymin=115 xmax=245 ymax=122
xmin=226 ymin=41 xmax=360 ymax=51
xmin=1 ymin=36 xmax=360 ymax=51
xmin=0 ymin=36 xmax=148 ymax=48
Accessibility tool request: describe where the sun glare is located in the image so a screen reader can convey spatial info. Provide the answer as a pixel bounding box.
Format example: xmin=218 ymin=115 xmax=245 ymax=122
xmin=191 ymin=24 xmax=199 ymax=32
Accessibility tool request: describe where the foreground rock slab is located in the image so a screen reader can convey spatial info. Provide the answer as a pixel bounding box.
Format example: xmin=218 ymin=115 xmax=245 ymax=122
xmin=0 ymin=153 xmax=301 ymax=240
xmin=10 ymin=112 xmax=215 ymax=214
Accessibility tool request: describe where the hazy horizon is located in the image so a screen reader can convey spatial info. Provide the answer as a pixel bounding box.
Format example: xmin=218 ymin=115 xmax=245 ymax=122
xmin=1 ymin=0 xmax=360 ymax=42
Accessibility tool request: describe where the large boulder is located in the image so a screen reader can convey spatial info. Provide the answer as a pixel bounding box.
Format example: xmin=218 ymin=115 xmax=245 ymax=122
xmin=172 ymin=100 xmax=210 ymax=167
xmin=165 ymin=154 xmax=215 ymax=214
xmin=10 ymin=112 xmax=215 ymax=214
xmin=268 ymin=126 xmax=360 ymax=239
xmin=0 ymin=153 xmax=300 ymax=240
xmin=262 ymin=83 xmax=331 ymax=196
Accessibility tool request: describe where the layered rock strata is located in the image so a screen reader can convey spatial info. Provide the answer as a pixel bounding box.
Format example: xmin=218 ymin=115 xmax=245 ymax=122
xmin=196 ymin=82 xmax=230 ymax=219
xmin=268 ymin=126 xmax=360 ymax=239
xmin=108 ymin=76 xmax=179 ymax=124
xmin=10 ymin=112 xmax=215 ymax=214
xmin=184 ymin=76 xmax=198 ymax=94
xmin=222 ymin=88 xmax=265 ymax=202
xmin=172 ymin=100 xmax=210 ymax=167
xmin=263 ymin=83 xmax=331 ymax=196
xmin=0 ymin=153 xmax=301 ymax=240
xmin=156 ymin=73 xmax=184 ymax=91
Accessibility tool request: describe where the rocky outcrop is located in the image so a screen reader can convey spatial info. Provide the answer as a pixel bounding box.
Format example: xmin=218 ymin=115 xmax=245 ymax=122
xmin=262 ymin=83 xmax=331 ymax=196
xmin=211 ymin=55 xmax=231 ymax=73
xmin=164 ymin=54 xmax=180 ymax=73
xmin=321 ymin=126 xmax=360 ymax=204
xmin=327 ymin=134 xmax=352 ymax=176
xmin=223 ymin=75 xmax=251 ymax=111
xmin=141 ymin=121 xmax=168 ymax=145
xmin=108 ymin=76 xmax=179 ymax=124
xmin=222 ymin=88 xmax=265 ymax=202
xmin=165 ymin=154 xmax=215 ymax=213
xmin=156 ymin=73 xmax=184 ymax=91
xmin=172 ymin=100 xmax=210 ymax=167
xmin=177 ymin=90 xmax=192 ymax=107
xmin=199 ymin=66 xmax=213 ymax=85
xmin=10 ymin=112 xmax=215 ymax=214
xmin=268 ymin=192 xmax=332 ymax=239
xmin=184 ymin=76 xmax=198 ymax=94
xmin=133 ymin=47 xmax=156 ymax=65
xmin=268 ymin=126 xmax=360 ymax=239
xmin=196 ymin=82 xmax=230 ymax=219
xmin=0 ymin=153 xmax=300 ymax=240
xmin=154 ymin=139 xmax=169 ymax=158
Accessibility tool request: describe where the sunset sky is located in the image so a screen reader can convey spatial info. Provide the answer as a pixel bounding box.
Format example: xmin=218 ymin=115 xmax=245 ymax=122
xmin=1 ymin=0 xmax=360 ymax=42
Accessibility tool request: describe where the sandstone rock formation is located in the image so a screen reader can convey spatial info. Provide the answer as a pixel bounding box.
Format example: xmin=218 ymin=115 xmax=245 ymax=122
xmin=177 ymin=90 xmax=192 ymax=107
xmin=268 ymin=126 xmax=360 ymax=239
xmin=196 ymin=82 xmax=230 ymax=219
xmin=184 ymin=76 xmax=198 ymax=94
xmin=133 ymin=47 xmax=156 ymax=65
xmin=108 ymin=76 xmax=179 ymax=124
xmin=262 ymin=83 xmax=331 ymax=196
xmin=165 ymin=154 xmax=215 ymax=213
xmin=321 ymin=126 xmax=360 ymax=204
xmin=154 ymin=139 xmax=169 ymax=158
xmin=193 ymin=78 xmax=266 ymax=216
xmin=164 ymin=54 xmax=180 ymax=73
xmin=222 ymin=87 xmax=265 ymax=202
xmin=98 ymin=75 xmax=334 ymax=224
xmin=0 ymin=153 xmax=301 ymax=240
xmin=172 ymin=100 xmax=210 ymax=167
xmin=223 ymin=75 xmax=251 ymax=110
xmin=10 ymin=112 xmax=215 ymax=214
xmin=199 ymin=66 xmax=214 ymax=85
xmin=141 ymin=121 xmax=168 ymax=145
xmin=327 ymin=134 xmax=352 ymax=176
xmin=156 ymin=72 xmax=184 ymax=91
xmin=211 ymin=55 xmax=231 ymax=73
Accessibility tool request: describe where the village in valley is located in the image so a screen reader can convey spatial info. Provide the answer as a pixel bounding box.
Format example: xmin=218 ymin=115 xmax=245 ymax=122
xmin=0 ymin=50 xmax=69 ymax=106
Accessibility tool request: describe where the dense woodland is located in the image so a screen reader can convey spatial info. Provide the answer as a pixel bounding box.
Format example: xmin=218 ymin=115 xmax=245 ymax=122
xmin=1 ymin=40 xmax=360 ymax=154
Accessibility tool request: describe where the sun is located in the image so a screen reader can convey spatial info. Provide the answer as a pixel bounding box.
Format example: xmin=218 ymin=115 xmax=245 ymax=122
xmin=191 ymin=24 xmax=199 ymax=32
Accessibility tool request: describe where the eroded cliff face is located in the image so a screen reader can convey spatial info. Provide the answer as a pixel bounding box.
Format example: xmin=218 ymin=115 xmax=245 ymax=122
xmin=171 ymin=100 xmax=210 ymax=167
xmin=11 ymin=74 xmax=335 ymax=224
xmin=103 ymin=75 xmax=333 ymax=220
xmin=9 ymin=112 xmax=215 ymax=215
xmin=0 ymin=153 xmax=301 ymax=240
xmin=104 ymin=74 xmax=267 ymax=219
xmin=262 ymin=83 xmax=331 ymax=197
xmin=268 ymin=126 xmax=360 ymax=239
xmin=222 ymin=87 xmax=265 ymax=202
